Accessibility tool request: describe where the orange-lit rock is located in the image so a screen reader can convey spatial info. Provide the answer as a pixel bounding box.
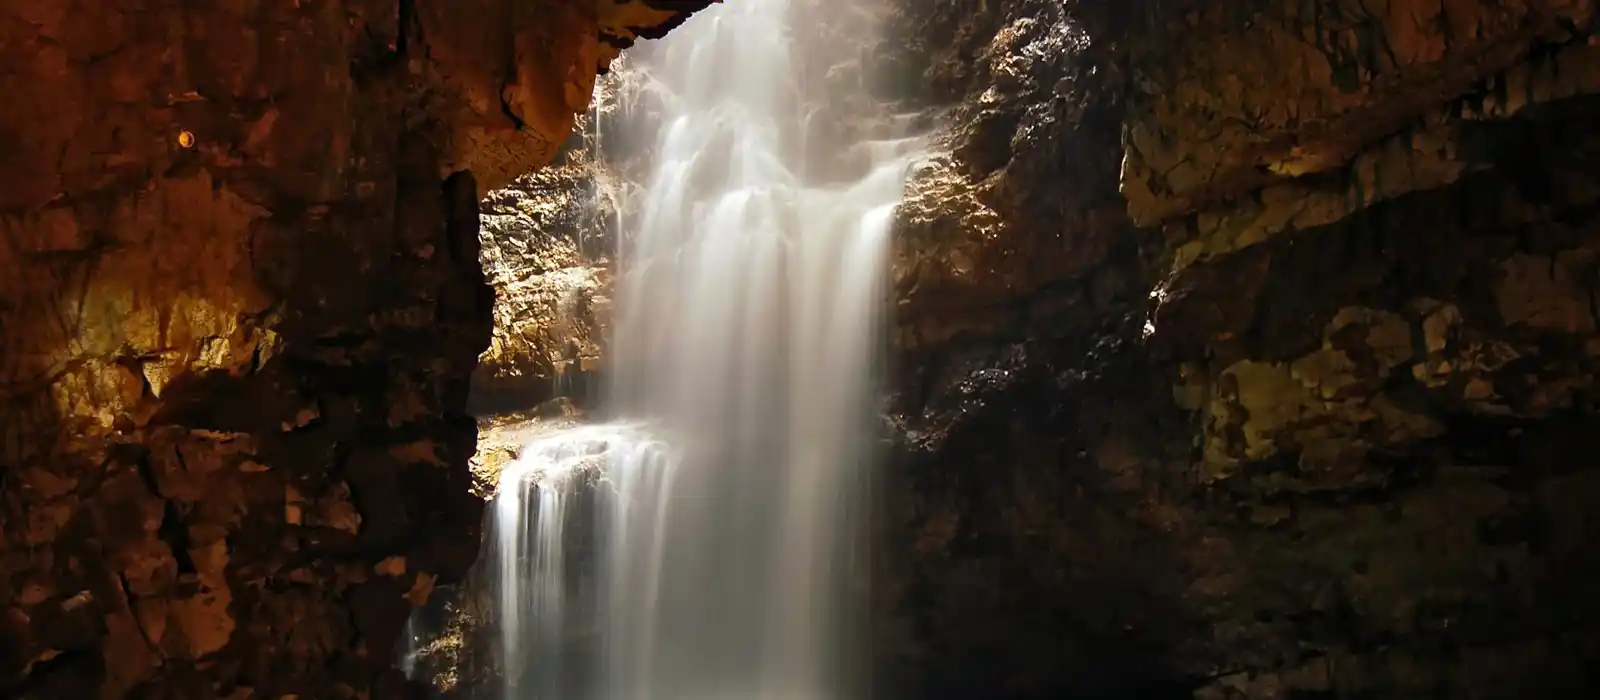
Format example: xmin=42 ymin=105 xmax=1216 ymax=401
xmin=0 ymin=0 xmax=710 ymax=696
xmin=470 ymin=161 xmax=615 ymax=415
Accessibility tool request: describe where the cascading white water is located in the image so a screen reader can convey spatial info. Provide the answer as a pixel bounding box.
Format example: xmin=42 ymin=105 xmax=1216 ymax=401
xmin=494 ymin=424 xmax=677 ymax=698
xmin=489 ymin=0 xmax=926 ymax=697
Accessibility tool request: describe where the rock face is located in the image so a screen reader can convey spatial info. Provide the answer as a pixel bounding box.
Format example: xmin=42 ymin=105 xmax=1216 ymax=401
xmin=882 ymin=0 xmax=1600 ymax=698
xmin=0 ymin=1 xmax=709 ymax=698
xmin=469 ymin=62 xmax=666 ymax=416
xmin=469 ymin=150 xmax=614 ymax=416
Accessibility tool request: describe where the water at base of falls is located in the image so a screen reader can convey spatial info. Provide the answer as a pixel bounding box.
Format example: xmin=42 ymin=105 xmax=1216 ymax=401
xmin=483 ymin=0 xmax=928 ymax=697
xmin=493 ymin=424 xmax=677 ymax=700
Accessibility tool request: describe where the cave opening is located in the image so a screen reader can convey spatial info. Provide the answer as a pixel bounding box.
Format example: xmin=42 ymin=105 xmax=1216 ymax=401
xmin=8 ymin=1 xmax=1600 ymax=699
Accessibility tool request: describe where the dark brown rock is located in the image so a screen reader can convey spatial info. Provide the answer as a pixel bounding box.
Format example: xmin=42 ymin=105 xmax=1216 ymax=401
xmin=0 ymin=0 xmax=709 ymax=697
xmin=877 ymin=0 xmax=1600 ymax=698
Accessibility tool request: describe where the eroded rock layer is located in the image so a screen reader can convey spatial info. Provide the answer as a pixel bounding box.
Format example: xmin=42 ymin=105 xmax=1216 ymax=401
xmin=0 ymin=1 xmax=709 ymax=697
xmin=882 ymin=0 xmax=1600 ymax=698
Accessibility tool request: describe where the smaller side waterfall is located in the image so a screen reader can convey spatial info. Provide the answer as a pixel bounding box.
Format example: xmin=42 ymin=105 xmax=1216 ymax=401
xmin=489 ymin=424 xmax=677 ymax=699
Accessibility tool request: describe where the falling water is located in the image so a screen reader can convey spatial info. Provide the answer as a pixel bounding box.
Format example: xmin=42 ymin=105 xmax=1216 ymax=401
xmin=494 ymin=424 xmax=676 ymax=698
xmin=489 ymin=0 xmax=926 ymax=697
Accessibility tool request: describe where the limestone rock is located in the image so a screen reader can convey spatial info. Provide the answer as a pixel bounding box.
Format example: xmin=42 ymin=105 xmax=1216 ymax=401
xmin=1121 ymin=0 xmax=1600 ymax=227
xmin=0 ymin=0 xmax=710 ymax=697
xmin=470 ymin=164 xmax=614 ymax=414
xmin=878 ymin=0 xmax=1600 ymax=697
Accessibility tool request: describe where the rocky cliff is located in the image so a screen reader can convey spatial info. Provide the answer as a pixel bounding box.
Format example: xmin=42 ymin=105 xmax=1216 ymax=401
xmin=883 ymin=0 xmax=1600 ymax=698
xmin=0 ymin=1 xmax=709 ymax=697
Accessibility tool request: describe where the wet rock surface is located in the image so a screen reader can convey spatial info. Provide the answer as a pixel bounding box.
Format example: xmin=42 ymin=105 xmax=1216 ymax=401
xmin=0 ymin=0 xmax=709 ymax=697
xmin=882 ymin=0 xmax=1600 ymax=698
xmin=469 ymin=158 xmax=614 ymax=416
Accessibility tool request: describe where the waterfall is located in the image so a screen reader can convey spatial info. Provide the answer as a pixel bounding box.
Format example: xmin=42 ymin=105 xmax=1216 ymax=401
xmin=488 ymin=0 xmax=927 ymax=697
xmin=493 ymin=425 xmax=676 ymax=698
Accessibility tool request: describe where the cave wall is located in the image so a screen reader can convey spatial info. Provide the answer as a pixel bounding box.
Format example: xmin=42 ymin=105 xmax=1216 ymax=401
xmin=0 ymin=1 xmax=708 ymax=697
xmin=468 ymin=148 xmax=614 ymax=417
xmin=465 ymin=61 xmax=654 ymax=417
xmin=883 ymin=0 xmax=1600 ymax=698
xmin=26 ymin=0 xmax=1593 ymax=697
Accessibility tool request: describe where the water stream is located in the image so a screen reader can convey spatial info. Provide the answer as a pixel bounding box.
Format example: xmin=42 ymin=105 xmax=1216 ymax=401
xmin=486 ymin=0 xmax=926 ymax=697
